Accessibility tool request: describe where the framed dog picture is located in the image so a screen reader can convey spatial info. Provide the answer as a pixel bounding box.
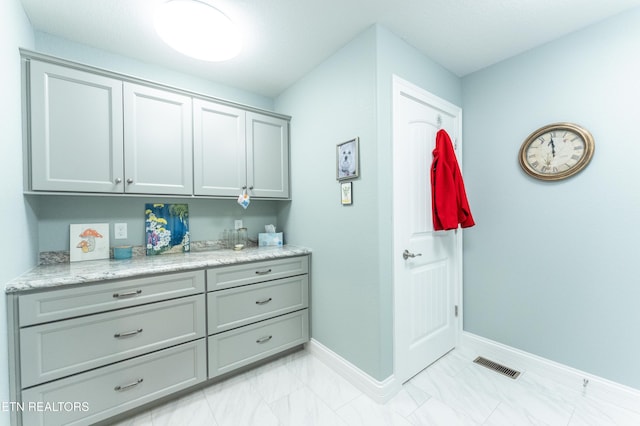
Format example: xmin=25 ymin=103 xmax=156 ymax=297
xmin=336 ymin=137 xmax=360 ymax=181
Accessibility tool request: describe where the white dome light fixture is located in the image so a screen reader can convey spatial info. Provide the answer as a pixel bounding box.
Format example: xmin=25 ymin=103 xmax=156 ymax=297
xmin=154 ymin=0 xmax=242 ymax=61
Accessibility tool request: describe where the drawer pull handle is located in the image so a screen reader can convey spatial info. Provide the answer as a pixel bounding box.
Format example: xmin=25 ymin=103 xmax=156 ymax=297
xmin=256 ymin=335 xmax=273 ymax=344
xmin=114 ymin=328 xmax=143 ymax=338
xmin=255 ymin=297 xmax=272 ymax=305
xmin=114 ymin=378 xmax=143 ymax=392
xmin=113 ymin=290 xmax=142 ymax=299
xmin=255 ymin=269 xmax=272 ymax=275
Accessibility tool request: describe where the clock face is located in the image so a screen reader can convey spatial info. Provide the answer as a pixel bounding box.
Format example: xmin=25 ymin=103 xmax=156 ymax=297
xmin=519 ymin=123 xmax=594 ymax=180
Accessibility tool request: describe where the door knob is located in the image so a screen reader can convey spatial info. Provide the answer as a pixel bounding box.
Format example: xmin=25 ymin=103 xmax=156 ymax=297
xmin=403 ymin=249 xmax=422 ymax=260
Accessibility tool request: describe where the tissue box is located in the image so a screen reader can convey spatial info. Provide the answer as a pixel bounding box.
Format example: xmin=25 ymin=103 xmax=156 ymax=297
xmin=258 ymin=232 xmax=283 ymax=247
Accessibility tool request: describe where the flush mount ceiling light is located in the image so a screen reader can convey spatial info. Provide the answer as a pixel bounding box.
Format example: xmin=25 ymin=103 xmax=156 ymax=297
xmin=154 ymin=0 xmax=242 ymax=61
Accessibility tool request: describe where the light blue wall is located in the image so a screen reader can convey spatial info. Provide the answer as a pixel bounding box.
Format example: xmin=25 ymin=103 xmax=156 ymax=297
xmin=462 ymin=8 xmax=640 ymax=388
xmin=0 ymin=0 xmax=35 ymax=423
xmin=275 ymin=26 xmax=382 ymax=378
xmin=375 ymin=26 xmax=462 ymax=107
xmin=275 ymin=25 xmax=462 ymax=380
xmin=36 ymin=195 xmax=280 ymax=252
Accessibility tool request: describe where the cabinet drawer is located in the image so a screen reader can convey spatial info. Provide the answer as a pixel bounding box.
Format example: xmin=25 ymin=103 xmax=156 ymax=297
xmin=207 ymin=256 xmax=308 ymax=291
xmin=20 ymin=295 xmax=205 ymax=388
xmin=208 ymin=275 xmax=308 ymax=334
xmin=19 ymin=271 xmax=205 ymax=326
xmin=208 ymin=310 xmax=308 ymax=378
xmin=21 ymin=340 xmax=206 ymax=426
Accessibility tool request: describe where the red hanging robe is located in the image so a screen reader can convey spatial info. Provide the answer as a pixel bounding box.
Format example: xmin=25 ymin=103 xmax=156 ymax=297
xmin=431 ymin=129 xmax=475 ymax=231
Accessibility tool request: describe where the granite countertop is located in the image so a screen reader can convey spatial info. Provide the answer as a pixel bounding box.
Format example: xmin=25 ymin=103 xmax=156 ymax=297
xmin=5 ymin=245 xmax=311 ymax=294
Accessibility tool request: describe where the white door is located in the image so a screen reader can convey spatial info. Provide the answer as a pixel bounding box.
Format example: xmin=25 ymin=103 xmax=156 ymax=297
xmin=123 ymin=82 xmax=193 ymax=195
xmin=393 ymin=76 xmax=463 ymax=384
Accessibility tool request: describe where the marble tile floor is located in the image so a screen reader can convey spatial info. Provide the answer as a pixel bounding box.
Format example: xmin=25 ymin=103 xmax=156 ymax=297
xmin=114 ymin=347 xmax=640 ymax=426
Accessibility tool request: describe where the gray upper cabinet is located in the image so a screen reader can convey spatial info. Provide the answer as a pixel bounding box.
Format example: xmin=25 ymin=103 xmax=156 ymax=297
xmin=25 ymin=54 xmax=290 ymax=199
xmin=29 ymin=60 xmax=125 ymax=193
xmin=193 ymin=99 xmax=246 ymax=197
xmin=194 ymin=100 xmax=290 ymax=199
xmin=28 ymin=60 xmax=192 ymax=196
xmin=123 ymin=83 xmax=193 ymax=195
xmin=247 ymin=112 xmax=290 ymax=199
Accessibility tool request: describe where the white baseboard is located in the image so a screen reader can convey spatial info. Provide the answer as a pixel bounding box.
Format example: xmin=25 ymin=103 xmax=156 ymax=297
xmin=307 ymin=334 xmax=640 ymax=411
xmin=461 ymin=332 xmax=640 ymax=413
xmin=306 ymin=338 xmax=401 ymax=404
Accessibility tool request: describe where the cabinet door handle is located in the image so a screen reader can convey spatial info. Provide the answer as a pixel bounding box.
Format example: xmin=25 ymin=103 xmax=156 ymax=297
xmin=255 ymin=269 xmax=272 ymax=275
xmin=113 ymin=289 xmax=142 ymax=299
xmin=255 ymin=297 xmax=272 ymax=305
xmin=114 ymin=328 xmax=143 ymax=338
xmin=256 ymin=335 xmax=273 ymax=344
xmin=114 ymin=378 xmax=143 ymax=392
xmin=126 ymin=178 xmax=134 ymax=184
xmin=115 ymin=178 xmax=122 ymax=184
xmin=249 ymin=186 xmax=254 ymax=190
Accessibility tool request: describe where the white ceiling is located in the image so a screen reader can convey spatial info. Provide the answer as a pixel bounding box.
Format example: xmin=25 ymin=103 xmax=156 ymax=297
xmin=19 ymin=0 xmax=640 ymax=98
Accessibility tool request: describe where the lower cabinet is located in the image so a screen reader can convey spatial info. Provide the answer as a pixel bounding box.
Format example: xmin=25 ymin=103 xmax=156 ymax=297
xmin=20 ymin=295 xmax=205 ymax=388
xmin=209 ymin=310 xmax=309 ymax=378
xmin=21 ymin=340 xmax=206 ymax=426
xmin=207 ymin=274 xmax=308 ymax=333
xmin=8 ymin=255 xmax=310 ymax=426
xmin=206 ymin=256 xmax=310 ymax=378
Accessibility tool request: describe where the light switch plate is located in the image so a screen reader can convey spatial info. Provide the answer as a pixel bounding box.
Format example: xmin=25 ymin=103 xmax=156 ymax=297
xmin=114 ymin=223 xmax=127 ymax=239
xmin=234 ymin=220 xmax=243 ymax=230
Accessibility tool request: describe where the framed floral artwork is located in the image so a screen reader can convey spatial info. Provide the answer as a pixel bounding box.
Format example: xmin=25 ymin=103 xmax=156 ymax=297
xmin=145 ymin=203 xmax=190 ymax=255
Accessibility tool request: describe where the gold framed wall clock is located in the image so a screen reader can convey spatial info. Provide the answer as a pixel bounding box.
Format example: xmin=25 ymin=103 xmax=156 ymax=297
xmin=519 ymin=122 xmax=595 ymax=181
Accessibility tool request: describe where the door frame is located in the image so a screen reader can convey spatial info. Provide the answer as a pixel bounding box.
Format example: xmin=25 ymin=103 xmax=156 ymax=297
xmin=392 ymin=75 xmax=464 ymax=382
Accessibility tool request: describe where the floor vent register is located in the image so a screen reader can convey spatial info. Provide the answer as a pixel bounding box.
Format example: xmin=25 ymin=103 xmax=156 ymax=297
xmin=473 ymin=356 xmax=521 ymax=379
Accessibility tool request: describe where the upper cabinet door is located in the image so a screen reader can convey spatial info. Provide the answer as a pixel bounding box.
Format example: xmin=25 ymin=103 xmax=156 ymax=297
xmin=193 ymin=99 xmax=246 ymax=197
xmin=123 ymin=83 xmax=193 ymax=195
xmin=246 ymin=112 xmax=290 ymax=199
xmin=29 ymin=60 xmax=124 ymax=193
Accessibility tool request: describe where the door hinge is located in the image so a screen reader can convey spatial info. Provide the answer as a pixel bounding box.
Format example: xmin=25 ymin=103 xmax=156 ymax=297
xmin=454 ymin=305 xmax=459 ymax=317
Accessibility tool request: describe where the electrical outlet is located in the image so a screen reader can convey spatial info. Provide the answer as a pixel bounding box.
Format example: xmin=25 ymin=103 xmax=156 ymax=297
xmin=114 ymin=223 xmax=128 ymax=239
xmin=234 ymin=220 xmax=243 ymax=230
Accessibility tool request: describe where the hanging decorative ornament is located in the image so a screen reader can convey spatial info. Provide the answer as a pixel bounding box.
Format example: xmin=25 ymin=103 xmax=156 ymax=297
xmin=237 ymin=189 xmax=250 ymax=209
